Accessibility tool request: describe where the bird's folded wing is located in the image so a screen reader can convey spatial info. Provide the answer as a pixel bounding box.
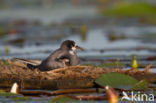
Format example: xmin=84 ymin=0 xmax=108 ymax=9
xmin=13 ymin=58 xmax=41 ymax=65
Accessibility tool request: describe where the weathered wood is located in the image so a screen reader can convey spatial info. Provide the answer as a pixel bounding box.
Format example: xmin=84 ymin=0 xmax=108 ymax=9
xmin=0 ymin=60 xmax=156 ymax=90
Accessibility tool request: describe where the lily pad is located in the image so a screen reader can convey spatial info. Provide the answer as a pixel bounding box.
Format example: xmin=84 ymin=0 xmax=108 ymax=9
xmin=95 ymin=72 xmax=138 ymax=89
xmin=132 ymin=80 xmax=148 ymax=90
xmin=50 ymin=95 xmax=76 ymax=103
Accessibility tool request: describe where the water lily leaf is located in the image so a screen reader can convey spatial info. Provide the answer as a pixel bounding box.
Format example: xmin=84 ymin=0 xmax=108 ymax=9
xmin=95 ymin=72 xmax=138 ymax=89
xmin=132 ymin=80 xmax=148 ymax=90
xmin=50 ymin=95 xmax=76 ymax=103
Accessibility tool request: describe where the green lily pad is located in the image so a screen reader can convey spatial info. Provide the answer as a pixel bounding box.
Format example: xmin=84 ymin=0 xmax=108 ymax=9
xmin=95 ymin=72 xmax=138 ymax=89
xmin=50 ymin=95 xmax=76 ymax=103
xmin=132 ymin=80 xmax=148 ymax=90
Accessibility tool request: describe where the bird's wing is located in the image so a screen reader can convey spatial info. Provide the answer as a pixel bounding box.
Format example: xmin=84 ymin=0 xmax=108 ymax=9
xmin=56 ymin=55 xmax=69 ymax=61
xmin=13 ymin=58 xmax=41 ymax=65
xmin=48 ymin=49 xmax=69 ymax=61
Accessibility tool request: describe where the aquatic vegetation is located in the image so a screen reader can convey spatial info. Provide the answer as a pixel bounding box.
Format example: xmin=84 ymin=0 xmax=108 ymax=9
xmin=107 ymin=33 xmax=127 ymax=41
xmin=50 ymin=95 xmax=76 ymax=103
xmin=5 ymin=45 xmax=10 ymax=54
xmin=132 ymin=80 xmax=148 ymax=90
xmin=95 ymin=72 xmax=138 ymax=89
xmin=12 ymin=97 xmax=31 ymax=101
xmin=0 ymin=91 xmax=18 ymax=97
xmin=2 ymin=60 xmax=10 ymax=67
xmin=0 ymin=27 xmax=7 ymax=38
xmin=131 ymin=55 xmax=138 ymax=70
xmin=102 ymin=2 xmax=156 ymax=17
xmin=80 ymin=24 xmax=87 ymax=42
xmin=98 ymin=61 xmax=126 ymax=68
xmin=143 ymin=34 xmax=156 ymax=39
xmin=81 ymin=63 xmax=95 ymax=67
xmin=154 ymin=91 xmax=156 ymax=95
xmin=95 ymin=72 xmax=150 ymax=91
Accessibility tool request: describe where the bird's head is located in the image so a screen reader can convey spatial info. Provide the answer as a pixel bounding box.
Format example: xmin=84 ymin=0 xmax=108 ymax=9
xmin=60 ymin=40 xmax=85 ymax=52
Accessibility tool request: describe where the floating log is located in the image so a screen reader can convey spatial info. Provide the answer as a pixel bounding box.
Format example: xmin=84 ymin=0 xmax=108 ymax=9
xmin=0 ymin=59 xmax=156 ymax=90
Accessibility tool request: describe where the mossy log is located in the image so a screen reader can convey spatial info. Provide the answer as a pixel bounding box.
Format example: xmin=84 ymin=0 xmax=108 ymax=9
xmin=0 ymin=60 xmax=155 ymax=90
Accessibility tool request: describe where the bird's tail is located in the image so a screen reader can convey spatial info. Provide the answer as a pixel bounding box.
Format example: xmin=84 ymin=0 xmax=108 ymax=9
xmin=13 ymin=58 xmax=40 ymax=69
xmin=27 ymin=64 xmax=38 ymax=70
xmin=13 ymin=58 xmax=41 ymax=65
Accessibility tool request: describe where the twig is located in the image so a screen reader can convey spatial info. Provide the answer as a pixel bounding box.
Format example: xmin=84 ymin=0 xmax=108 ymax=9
xmin=144 ymin=64 xmax=152 ymax=73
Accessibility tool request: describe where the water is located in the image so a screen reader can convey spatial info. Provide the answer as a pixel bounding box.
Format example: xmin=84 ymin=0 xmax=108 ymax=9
xmin=1 ymin=28 xmax=156 ymax=58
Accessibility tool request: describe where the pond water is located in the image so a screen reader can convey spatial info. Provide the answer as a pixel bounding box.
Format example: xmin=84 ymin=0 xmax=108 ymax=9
xmin=1 ymin=28 xmax=156 ymax=58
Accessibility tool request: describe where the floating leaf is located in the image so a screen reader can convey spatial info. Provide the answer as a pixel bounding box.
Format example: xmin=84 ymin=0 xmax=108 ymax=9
xmin=50 ymin=95 xmax=76 ymax=103
xmin=95 ymin=72 xmax=138 ymax=89
xmin=132 ymin=80 xmax=148 ymax=90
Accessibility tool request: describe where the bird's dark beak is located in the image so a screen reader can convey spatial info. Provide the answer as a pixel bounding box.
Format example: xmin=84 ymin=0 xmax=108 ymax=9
xmin=76 ymin=45 xmax=85 ymax=51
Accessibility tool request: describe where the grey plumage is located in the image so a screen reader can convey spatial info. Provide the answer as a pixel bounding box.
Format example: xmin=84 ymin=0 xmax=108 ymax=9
xmin=26 ymin=40 xmax=84 ymax=71
xmin=38 ymin=48 xmax=80 ymax=71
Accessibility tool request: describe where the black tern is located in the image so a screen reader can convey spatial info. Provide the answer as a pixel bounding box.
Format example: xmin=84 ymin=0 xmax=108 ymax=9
xmin=26 ymin=40 xmax=85 ymax=71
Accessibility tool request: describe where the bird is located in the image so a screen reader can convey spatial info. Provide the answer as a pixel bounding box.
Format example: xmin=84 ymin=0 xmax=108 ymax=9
xmin=15 ymin=40 xmax=85 ymax=71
